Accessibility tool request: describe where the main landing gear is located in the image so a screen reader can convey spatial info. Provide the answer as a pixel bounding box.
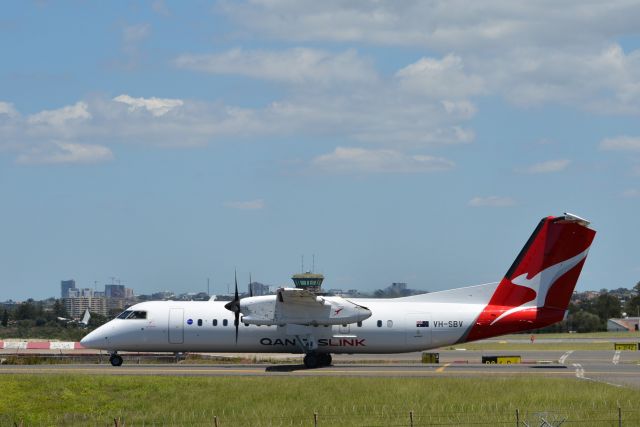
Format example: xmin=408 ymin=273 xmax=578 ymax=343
xmin=109 ymin=352 xmax=123 ymax=367
xmin=303 ymin=353 xmax=332 ymax=369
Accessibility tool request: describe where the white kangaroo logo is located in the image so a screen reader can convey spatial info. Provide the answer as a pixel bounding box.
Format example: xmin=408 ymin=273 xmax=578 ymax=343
xmin=490 ymin=248 xmax=590 ymax=325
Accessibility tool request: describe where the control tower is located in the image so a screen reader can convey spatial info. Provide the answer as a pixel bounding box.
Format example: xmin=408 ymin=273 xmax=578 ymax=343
xmin=291 ymin=272 xmax=324 ymax=294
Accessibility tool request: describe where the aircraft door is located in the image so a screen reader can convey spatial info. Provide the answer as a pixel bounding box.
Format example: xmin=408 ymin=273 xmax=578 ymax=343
xmin=405 ymin=313 xmax=431 ymax=348
xmin=168 ymin=308 xmax=184 ymax=344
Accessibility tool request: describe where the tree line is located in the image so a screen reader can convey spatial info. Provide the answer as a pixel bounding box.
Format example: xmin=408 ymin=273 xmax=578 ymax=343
xmin=535 ymin=282 xmax=640 ymax=333
xmin=0 ymin=298 xmax=109 ymax=340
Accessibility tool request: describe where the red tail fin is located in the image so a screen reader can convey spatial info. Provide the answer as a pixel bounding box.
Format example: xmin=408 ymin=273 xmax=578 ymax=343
xmin=466 ymin=213 xmax=596 ymax=340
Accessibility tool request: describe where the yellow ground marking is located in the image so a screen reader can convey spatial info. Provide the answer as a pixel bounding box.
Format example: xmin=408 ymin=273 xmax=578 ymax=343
xmin=435 ymin=363 xmax=452 ymax=373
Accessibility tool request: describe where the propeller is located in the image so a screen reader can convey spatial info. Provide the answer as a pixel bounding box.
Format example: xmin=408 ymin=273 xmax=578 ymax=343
xmin=249 ymin=273 xmax=253 ymax=297
xmin=224 ymin=271 xmax=241 ymax=343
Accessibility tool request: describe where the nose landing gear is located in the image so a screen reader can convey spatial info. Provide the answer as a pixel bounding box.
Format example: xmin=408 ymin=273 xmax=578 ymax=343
xmin=109 ymin=352 xmax=123 ymax=367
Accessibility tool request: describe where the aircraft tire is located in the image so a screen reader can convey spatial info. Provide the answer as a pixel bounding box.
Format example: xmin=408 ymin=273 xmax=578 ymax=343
xmin=303 ymin=353 xmax=319 ymax=369
xmin=318 ymin=353 xmax=332 ymax=366
xmin=109 ymin=354 xmax=123 ymax=367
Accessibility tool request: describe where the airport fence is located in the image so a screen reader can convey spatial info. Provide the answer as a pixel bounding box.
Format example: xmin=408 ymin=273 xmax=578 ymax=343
xmin=6 ymin=407 xmax=640 ymax=426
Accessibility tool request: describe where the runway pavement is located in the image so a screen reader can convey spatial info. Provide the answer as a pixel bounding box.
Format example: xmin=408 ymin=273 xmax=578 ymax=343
xmin=2 ymin=349 xmax=640 ymax=388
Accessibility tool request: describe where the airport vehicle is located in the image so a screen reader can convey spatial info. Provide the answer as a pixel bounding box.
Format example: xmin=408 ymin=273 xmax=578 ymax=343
xmin=81 ymin=213 xmax=595 ymax=368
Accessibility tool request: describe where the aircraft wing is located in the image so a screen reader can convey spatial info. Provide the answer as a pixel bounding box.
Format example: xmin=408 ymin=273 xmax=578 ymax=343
xmin=240 ymin=288 xmax=371 ymax=326
xmin=277 ymin=288 xmax=324 ymax=306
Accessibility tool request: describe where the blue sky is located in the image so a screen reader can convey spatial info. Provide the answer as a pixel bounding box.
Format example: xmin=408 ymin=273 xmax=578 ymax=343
xmin=1 ymin=1 xmax=639 ymax=300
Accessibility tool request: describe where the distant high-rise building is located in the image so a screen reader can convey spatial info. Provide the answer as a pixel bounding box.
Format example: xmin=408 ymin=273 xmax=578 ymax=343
xmin=64 ymin=296 xmax=108 ymax=317
xmin=105 ymin=284 xmax=125 ymax=298
xmin=107 ymin=298 xmax=126 ymax=312
xmin=61 ymin=280 xmax=76 ymax=298
xmin=249 ymin=282 xmax=270 ymax=296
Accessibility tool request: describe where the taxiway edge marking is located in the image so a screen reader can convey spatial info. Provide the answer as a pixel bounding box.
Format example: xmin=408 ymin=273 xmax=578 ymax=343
xmin=436 ymin=363 xmax=452 ymax=373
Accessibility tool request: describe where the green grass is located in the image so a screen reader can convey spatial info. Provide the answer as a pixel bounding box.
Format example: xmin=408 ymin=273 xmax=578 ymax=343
xmin=1 ymin=375 xmax=639 ymax=426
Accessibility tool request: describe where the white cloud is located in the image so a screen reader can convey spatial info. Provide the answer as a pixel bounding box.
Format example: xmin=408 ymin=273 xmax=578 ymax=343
xmin=0 ymin=88 xmax=478 ymax=165
xmin=223 ymin=199 xmax=265 ymax=210
xmin=222 ymin=1 xmax=640 ymax=51
xmin=119 ymin=23 xmax=151 ymax=69
xmin=16 ymin=142 xmax=113 ymax=165
xmin=477 ymin=44 xmax=640 ymax=110
xmin=122 ymin=24 xmax=151 ymax=44
xmin=600 ymin=136 xmax=640 ymax=151
xmin=221 ymin=2 xmax=640 ymax=114
xmin=468 ymin=196 xmax=516 ymax=208
xmin=170 ymin=49 xmax=479 ymax=150
xmin=312 ymin=147 xmax=454 ymax=174
xmin=517 ymin=159 xmax=570 ymax=174
xmin=27 ymin=102 xmax=91 ymax=127
xmin=621 ymin=189 xmax=640 ymax=198
xmin=0 ymin=101 xmax=18 ymax=117
xmin=264 ymin=91 xmax=476 ymax=148
xmin=396 ymin=54 xmax=484 ymax=99
xmin=175 ymin=48 xmax=377 ymax=85
xmin=113 ymin=94 xmax=184 ymax=116
xmin=441 ymin=100 xmax=477 ymax=117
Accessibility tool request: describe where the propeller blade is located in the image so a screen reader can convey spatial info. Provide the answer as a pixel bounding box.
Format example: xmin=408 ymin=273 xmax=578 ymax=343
xmin=249 ymin=273 xmax=253 ymax=297
xmin=234 ymin=310 xmax=239 ymax=343
xmin=224 ymin=271 xmax=242 ymax=344
xmin=234 ymin=271 xmax=239 ymax=343
xmin=234 ymin=271 xmax=239 ymax=302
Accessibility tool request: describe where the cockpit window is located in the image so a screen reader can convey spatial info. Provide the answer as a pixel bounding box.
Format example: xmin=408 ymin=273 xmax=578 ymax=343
xmin=129 ymin=311 xmax=147 ymax=319
xmin=117 ymin=310 xmax=147 ymax=319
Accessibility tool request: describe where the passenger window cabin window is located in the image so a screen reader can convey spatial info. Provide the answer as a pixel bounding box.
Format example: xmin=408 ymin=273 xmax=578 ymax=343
xmin=197 ymin=319 xmax=203 ymax=326
xmin=377 ymin=320 xmax=382 ymax=327
xmin=213 ymin=319 xmax=218 ymax=326
xmin=223 ymin=319 xmax=228 ymax=326
xmin=387 ymin=320 xmax=393 ymax=328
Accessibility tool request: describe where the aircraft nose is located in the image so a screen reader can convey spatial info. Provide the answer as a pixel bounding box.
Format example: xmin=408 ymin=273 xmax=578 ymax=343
xmin=80 ymin=326 xmax=110 ymax=349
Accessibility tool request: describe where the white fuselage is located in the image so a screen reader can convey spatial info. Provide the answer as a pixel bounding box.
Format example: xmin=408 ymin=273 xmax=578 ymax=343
xmin=81 ymin=299 xmax=486 ymax=354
